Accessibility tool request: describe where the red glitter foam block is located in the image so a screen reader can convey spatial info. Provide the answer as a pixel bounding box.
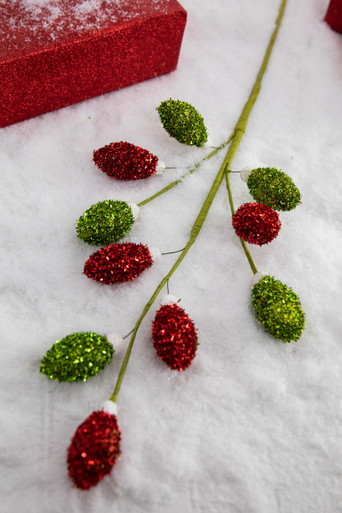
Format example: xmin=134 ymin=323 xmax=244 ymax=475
xmin=325 ymin=0 xmax=342 ymax=33
xmin=0 ymin=0 xmax=187 ymax=128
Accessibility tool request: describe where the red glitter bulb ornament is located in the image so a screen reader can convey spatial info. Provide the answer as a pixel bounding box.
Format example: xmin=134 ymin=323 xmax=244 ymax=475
xmin=325 ymin=0 xmax=342 ymax=33
xmin=152 ymin=299 xmax=198 ymax=371
xmin=93 ymin=141 xmax=159 ymax=180
xmin=232 ymin=202 xmax=281 ymax=245
xmin=67 ymin=409 xmax=121 ymax=490
xmin=84 ymin=243 xmax=155 ymax=284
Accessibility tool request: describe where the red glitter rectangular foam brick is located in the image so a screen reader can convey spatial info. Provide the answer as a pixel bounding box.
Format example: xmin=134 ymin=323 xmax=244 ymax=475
xmin=0 ymin=0 xmax=187 ymax=128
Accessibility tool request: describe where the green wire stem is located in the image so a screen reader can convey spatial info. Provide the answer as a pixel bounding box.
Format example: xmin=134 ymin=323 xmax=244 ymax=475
xmin=137 ymin=137 xmax=233 ymax=207
xmin=110 ymin=0 xmax=288 ymax=403
xmin=225 ymin=170 xmax=258 ymax=275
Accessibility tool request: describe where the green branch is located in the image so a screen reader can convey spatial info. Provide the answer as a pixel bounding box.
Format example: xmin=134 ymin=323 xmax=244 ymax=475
xmin=110 ymin=0 xmax=288 ymax=403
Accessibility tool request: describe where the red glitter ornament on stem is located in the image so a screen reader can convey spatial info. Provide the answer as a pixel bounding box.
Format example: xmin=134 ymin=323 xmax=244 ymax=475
xmin=67 ymin=407 xmax=121 ymax=490
xmin=232 ymin=202 xmax=281 ymax=245
xmin=93 ymin=141 xmax=159 ymax=181
xmin=152 ymin=297 xmax=198 ymax=371
xmin=84 ymin=242 xmax=156 ymax=284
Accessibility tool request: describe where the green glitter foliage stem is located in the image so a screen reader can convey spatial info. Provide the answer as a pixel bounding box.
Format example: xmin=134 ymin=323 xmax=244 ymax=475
xmin=157 ymin=99 xmax=208 ymax=147
xmin=40 ymin=332 xmax=114 ymax=382
xmin=247 ymin=167 xmax=301 ymax=211
xmin=110 ymin=0 xmax=288 ymax=403
xmin=76 ymin=200 xmax=134 ymax=246
xmin=252 ymin=275 xmax=305 ymax=342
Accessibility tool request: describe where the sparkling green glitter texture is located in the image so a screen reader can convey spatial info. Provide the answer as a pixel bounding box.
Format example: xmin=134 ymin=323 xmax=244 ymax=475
xmin=76 ymin=200 xmax=134 ymax=245
xmin=40 ymin=332 xmax=114 ymax=382
xmin=247 ymin=167 xmax=301 ymax=211
xmin=157 ymin=99 xmax=208 ymax=147
xmin=252 ymin=275 xmax=305 ymax=342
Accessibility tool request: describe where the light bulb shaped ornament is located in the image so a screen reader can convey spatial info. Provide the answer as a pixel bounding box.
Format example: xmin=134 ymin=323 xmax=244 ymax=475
xmin=93 ymin=141 xmax=159 ymax=180
xmin=232 ymin=202 xmax=281 ymax=245
xmin=40 ymin=332 xmax=114 ymax=382
xmin=67 ymin=402 xmax=121 ymax=490
xmin=157 ymin=99 xmax=208 ymax=147
xmin=152 ymin=298 xmax=198 ymax=371
xmin=76 ymin=200 xmax=138 ymax=246
xmin=246 ymin=167 xmax=301 ymax=211
xmin=84 ymin=243 xmax=156 ymax=284
xmin=252 ymin=275 xmax=305 ymax=342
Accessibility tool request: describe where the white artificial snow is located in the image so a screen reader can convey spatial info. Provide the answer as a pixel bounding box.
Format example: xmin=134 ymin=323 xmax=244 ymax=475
xmin=1 ymin=0 xmax=161 ymax=54
xmin=1 ymin=0 xmax=342 ymax=512
xmin=101 ymin=400 xmax=118 ymax=415
xmin=149 ymin=247 xmax=162 ymax=262
xmin=106 ymin=333 xmax=125 ymax=353
xmin=240 ymin=168 xmax=252 ymax=182
xmin=128 ymin=203 xmax=141 ymax=221
xmin=156 ymin=160 xmax=167 ymax=174
xmin=160 ymin=294 xmax=179 ymax=305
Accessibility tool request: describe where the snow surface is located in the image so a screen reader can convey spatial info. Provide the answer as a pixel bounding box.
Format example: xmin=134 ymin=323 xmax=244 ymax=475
xmin=1 ymin=0 xmax=342 ymax=511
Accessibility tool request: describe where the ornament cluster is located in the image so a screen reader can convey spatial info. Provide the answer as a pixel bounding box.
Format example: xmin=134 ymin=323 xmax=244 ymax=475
xmin=233 ymin=167 xmax=301 ymax=246
xmin=41 ymin=97 xmax=305 ymax=491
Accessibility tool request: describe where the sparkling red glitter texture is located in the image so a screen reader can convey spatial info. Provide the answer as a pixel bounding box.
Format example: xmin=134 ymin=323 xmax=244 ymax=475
xmin=232 ymin=202 xmax=281 ymax=245
xmin=0 ymin=0 xmax=187 ymax=127
xmin=325 ymin=0 xmax=342 ymax=32
xmin=93 ymin=141 xmax=158 ymax=180
xmin=84 ymin=242 xmax=153 ymax=284
xmin=67 ymin=410 xmax=121 ymax=490
xmin=152 ymin=303 xmax=197 ymax=371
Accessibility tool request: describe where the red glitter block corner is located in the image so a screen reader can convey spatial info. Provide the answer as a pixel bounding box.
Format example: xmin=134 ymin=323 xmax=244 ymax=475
xmin=325 ymin=0 xmax=342 ymax=33
xmin=0 ymin=0 xmax=187 ymax=128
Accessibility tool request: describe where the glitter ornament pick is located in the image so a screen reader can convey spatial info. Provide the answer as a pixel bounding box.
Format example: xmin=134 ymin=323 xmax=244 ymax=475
xmin=84 ymin=243 xmax=154 ymax=284
xmin=152 ymin=302 xmax=198 ymax=370
xmin=76 ymin=200 xmax=136 ymax=246
xmin=93 ymin=141 xmax=159 ymax=181
xmin=67 ymin=409 xmax=121 ymax=490
xmin=252 ymin=275 xmax=305 ymax=342
xmin=157 ymin=99 xmax=208 ymax=146
xmin=40 ymin=332 xmax=114 ymax=382
xmin=246 ymin=167 xmax=301 ymax=211
xmin=232 ymin=202 xmax=281 ymax=245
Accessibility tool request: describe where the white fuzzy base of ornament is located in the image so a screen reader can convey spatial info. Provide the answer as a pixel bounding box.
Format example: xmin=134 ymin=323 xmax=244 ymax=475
xmin=1 ymin=0 xmax=342 ymax=511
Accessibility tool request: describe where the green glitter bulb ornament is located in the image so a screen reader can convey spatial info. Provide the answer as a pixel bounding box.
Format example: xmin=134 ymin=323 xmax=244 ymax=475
xmin=40 ymin=332 xmax=114 ymax=382
xmin=76 ymin=200 xmax=138 ymax=246
xmin=245 ymin=167 xmax=301 ymax=211
xmin=252 ymin=275 xmax=305 ymax=342
xmin=157 ymin=99 xmax=208 ymax=147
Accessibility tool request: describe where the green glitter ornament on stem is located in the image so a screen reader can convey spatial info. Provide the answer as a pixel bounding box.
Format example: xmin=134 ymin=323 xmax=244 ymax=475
xmin=76 ymin=200 xmax=139 ymax=246
xmin=40 ymin=332 xmax=116 ymax=382
xmin=243 ymin=167 xmax=302 ymax=211
xmin=157 ymin=99 xmax=208 ymax=147
xmin=252 ymin=275 xmax=305 ymax=342
xmin=225 ymin=168 xmax=305 ymax=342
